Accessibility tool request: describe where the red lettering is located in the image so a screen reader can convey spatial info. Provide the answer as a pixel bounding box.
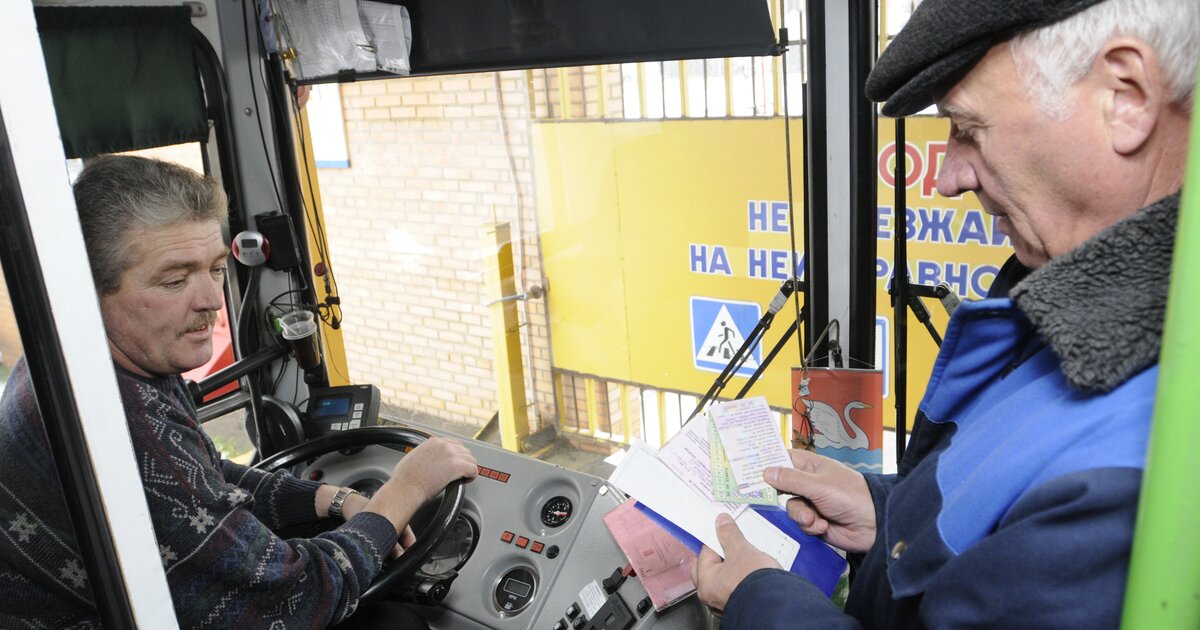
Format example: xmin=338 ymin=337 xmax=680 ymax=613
xmin=923 ymin=142 xmax=947 ymax=198
xmin=878 ymin=142 xmax=925 ymax=190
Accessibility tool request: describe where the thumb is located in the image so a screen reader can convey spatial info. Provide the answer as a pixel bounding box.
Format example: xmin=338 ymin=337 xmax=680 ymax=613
xmin=713 ymin=513 xmax=750 ymax=553
xmin=765 ymin=465 xmax=815 ymax=495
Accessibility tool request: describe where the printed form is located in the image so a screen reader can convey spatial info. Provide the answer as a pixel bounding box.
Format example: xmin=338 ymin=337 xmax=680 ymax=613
xmin=707 ymin=396 xmax=793 ymax=492
xmin=658 ymin=419 xmax=747 ymax=515
xmin=609 ymin=442 xmax=800 ymax=568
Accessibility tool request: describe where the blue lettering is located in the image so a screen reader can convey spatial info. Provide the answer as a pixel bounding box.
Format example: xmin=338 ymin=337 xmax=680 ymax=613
xmin=771 ymin=202 xmax=789 ymax=233
xmin=748 ymin=248 xmax=768 ymax=278
xmin=944 ymin=263 xmax=969 ymax=296
xmin=917 ymin=208 xmax=955 ymax=243
xmin=877 ymin=206 xmax=892 ymax=240
xmin=710 ymin=246 xmax=733 ymax=276
xmin=690 ymin=244 xmax=707 ymax=273
xmin=770 ymin=250 xmax=790 ymax=280
xmin=972 ymin=264 xmax=999 ymax=297
xmin=795 ymin=254 xmax=806 ymax=280
xmin=876 ymin=257 xmax=890 ymax=279
xmin=958 ymin=210 xmax=989 ymax=245
xmin=905 ymin=207 xmax=918 ymax=240
xmin=748 ymin=201 xmax=769 ymax=232
xmin=917 ymin=260 xmax=941 ymax=286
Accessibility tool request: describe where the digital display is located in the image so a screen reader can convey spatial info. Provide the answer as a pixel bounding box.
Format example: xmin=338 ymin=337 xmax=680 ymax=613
xmin=503 ymin=578 xmax=531 ymax=598
xmin=240 ymin=238 xmax=258 ymax=248
xmin=315 ymin=395 xmax=352 ymax=417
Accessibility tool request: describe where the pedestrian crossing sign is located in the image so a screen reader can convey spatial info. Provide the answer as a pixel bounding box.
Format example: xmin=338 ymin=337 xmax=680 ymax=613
xmin=690 ymin=297 xmax=762 ymax=377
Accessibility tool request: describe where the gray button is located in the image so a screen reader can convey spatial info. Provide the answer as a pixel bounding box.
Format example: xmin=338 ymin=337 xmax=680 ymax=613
xmin=890 ymin=540 xmax=908 ymax=560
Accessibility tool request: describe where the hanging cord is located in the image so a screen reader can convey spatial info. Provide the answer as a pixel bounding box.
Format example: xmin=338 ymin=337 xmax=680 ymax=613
xmin=777 ymin=2 xmax=815 ymax=450
xmin=776 ymin=1 xmax=807 ymax=372
xmin=287 ymin=92 xmax=352 ymax=384
xmin=793 ymin=319 xmax=841 ymax=450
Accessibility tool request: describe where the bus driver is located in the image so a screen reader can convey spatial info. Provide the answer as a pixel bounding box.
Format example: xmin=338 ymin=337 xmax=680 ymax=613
xmin=0 ymin=155 xmax=479 ymax=628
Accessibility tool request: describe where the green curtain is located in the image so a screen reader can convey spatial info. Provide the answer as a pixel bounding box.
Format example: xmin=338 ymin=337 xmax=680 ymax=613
xmin=35 ymin=6 xmax=208 ymax=159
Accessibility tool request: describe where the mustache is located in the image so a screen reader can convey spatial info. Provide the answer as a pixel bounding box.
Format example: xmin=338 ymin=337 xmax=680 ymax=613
xmin=179 ymin=311 xmax=219 ymax=337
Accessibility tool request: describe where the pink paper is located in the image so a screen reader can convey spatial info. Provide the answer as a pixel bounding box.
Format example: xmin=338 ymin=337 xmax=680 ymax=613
xmin=602 ymin=499 xmax=696 ymax=610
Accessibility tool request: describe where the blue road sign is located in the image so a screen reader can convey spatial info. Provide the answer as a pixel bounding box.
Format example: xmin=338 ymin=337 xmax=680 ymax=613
xmin=690 ymin=297 xmax=762 ymax=377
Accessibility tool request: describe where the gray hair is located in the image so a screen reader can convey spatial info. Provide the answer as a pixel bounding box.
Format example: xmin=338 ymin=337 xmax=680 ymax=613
xmin=1010 ymin=0 xmax=1199 ymax=119
xmin=73 ymin=155 xmax=228 ymax=295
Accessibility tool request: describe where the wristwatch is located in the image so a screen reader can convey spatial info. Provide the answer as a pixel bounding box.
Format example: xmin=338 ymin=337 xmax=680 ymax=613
xmin=328 ymin=487 xmax=362 ymax=520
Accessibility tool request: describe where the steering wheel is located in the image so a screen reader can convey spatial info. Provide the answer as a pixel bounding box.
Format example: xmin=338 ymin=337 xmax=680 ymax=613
xmin=254 ymin=426 xmax=466 ymax=604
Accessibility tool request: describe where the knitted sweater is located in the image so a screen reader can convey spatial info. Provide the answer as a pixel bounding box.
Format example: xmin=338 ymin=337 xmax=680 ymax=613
xmin=0 ymin=361 xmax=399 ymax=628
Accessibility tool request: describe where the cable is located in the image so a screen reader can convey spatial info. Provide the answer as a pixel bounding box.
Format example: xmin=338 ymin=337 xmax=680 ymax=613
xmin=776 ymin=2 xmax=806 ymax=371
xmin=248 ymin=0 xmax=348 ymax=384
xmin=288 ymin=93 xmax=342 ymax=322
xmin=288 ymin=85 xmax=350 ymax=385
xmin=803 ymin=319 xmax=840 ymax=367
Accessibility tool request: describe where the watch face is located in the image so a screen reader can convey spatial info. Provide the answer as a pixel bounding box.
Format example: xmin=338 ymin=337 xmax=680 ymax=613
xmin=539 ymin=496 xmax=572 ymax=528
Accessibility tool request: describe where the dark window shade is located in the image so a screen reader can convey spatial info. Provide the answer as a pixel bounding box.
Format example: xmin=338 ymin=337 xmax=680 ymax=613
xmin=300 ymin=0 xmax=777 ymax=83
xmin=35 ymin=6 xmax=208 ymax=159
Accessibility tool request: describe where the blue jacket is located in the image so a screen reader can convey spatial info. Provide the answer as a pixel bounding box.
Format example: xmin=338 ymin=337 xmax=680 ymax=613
xmin=723 ymin=193 xmax=1178 ymax=629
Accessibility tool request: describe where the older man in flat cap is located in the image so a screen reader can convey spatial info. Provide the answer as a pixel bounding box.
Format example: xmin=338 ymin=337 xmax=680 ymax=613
xmin=694 ymin=0 xmax=1198 ymax=627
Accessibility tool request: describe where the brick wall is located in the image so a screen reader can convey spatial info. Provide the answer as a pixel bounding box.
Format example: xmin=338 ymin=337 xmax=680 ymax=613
xmin=316 ymin=70 xmax=556 ymax=433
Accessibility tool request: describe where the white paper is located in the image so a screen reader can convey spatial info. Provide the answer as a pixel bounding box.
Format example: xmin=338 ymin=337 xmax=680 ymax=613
xmin=579 ymin=581 xmax=607 ymax=618
xmin=658 ymin=418 xmax=746 ymax=516
xmin=608 ymin=442 xmax=799 ymax=569
xmin=274 ymin=0 xmax=375 ymax=79
xmin=357 ymin=1 xmax=412 ymax=75
xmin=708 ymin=397 xmax=793 ymax=491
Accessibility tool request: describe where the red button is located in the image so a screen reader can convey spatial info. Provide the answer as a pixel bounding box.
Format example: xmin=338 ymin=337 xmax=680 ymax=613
xmin=497 ymin=473 xmax=510 ymax=483
xmin=530 ymin=541 xmax=545 ymax=554
xmin=515 ymin=536 xmax=529 ymax=549
xmin=501 ymin=531 xmax=515 ymax=543
xmin=308 ymin=470 xmax=323 ymax=481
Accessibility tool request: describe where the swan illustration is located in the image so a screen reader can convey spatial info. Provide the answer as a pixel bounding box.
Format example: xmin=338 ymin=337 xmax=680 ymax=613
xmin=804 ymin=399 xmax=872 ymax=450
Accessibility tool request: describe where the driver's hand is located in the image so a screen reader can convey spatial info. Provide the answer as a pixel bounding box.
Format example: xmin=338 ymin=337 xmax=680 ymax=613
xmin=364 ymin=437 xmax=477 ymax=533
xmin=389 ymin=525 xmax=416 ymax=559
xmin=390 ymin=437 xmax=479 ymax=502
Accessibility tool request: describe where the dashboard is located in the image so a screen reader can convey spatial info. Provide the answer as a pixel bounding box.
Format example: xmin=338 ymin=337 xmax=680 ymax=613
xmin=297 ymin=421 xmax=712 ymax=630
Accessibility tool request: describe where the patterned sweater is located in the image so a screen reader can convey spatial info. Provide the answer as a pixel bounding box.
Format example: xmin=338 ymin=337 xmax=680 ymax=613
xmin=0 ymin=359 xmax=399 ymax=628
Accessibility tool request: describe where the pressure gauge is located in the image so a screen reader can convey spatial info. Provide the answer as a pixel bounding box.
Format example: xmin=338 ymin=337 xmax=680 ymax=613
xmin=539 ymin=496 xmax=572 ymax=528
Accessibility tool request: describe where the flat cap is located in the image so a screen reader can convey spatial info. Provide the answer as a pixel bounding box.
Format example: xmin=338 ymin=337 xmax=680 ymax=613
xmin=866 ymin=0 xmax=1109 ymax=117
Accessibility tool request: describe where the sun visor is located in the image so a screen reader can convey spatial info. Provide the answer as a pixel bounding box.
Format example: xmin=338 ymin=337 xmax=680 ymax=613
xmin=35 ymin=6 xmax=209 ymax=159
xmin=270 ymin=0 xmax=778 ymax=84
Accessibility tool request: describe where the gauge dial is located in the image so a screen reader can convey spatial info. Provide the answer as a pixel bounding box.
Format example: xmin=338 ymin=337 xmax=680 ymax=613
xmin=420 ymin=514 xmax=478 ymax=575
xmin=540 ymin=496 xmax=573 ymax=528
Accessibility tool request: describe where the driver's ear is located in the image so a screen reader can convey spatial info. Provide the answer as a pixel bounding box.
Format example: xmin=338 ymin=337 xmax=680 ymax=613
xmin=1099 ymin=36 xmax=1161 ymax=155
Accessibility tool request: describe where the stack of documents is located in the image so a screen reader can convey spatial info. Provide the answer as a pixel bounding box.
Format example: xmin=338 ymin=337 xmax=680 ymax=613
xmin=608 ymin=397 xmax=847 ymax=597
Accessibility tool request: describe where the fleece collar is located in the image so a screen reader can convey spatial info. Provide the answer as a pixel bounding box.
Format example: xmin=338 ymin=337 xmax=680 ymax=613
xmin=1010 ymin=193 xmax=1180 ymax=392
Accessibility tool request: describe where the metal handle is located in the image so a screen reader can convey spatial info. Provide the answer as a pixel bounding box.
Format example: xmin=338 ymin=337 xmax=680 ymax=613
xmin=485 ymin=284 xmax=544 ymax=306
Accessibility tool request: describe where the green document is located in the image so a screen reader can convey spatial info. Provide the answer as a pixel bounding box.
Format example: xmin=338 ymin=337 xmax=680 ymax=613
xmin=708 ymin=414 xmax=778 ymax=505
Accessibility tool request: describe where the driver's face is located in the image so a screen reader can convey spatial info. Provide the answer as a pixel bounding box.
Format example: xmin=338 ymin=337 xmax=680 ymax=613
xmin=100 ymin=220 xmax=228 ymax=377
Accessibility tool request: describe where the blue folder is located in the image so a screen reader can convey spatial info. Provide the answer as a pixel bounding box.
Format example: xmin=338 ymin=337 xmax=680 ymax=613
xmin=634 ymin=502 xmax=847 ymax=597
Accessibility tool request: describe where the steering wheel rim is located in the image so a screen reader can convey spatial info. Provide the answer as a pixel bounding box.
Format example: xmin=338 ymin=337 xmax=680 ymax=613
xmin=254 ymin=426 xmax=466 ymax=604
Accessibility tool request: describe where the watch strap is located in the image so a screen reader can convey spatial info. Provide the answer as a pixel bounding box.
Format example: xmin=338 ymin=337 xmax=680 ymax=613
xmin=328 ymin=487 xmax=361 ymax=520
